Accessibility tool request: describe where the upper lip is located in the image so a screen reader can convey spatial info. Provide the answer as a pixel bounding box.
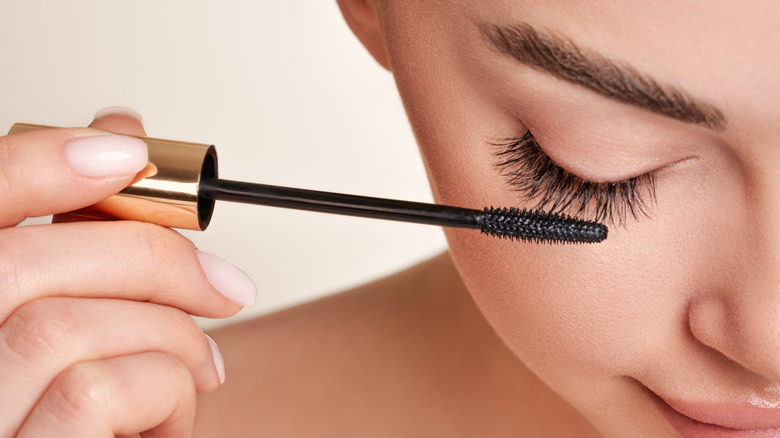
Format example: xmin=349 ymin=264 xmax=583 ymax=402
xmin=659 ymin=395 xmax=780 ymax=430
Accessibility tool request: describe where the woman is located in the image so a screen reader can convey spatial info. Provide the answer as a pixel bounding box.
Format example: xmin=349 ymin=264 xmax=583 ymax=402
xmin=3 ymin=0 xmax=779 ymax=436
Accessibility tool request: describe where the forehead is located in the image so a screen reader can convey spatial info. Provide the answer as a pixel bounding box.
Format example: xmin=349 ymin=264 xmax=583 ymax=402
xmin=380 ymin=0 xmax=780 ymax=133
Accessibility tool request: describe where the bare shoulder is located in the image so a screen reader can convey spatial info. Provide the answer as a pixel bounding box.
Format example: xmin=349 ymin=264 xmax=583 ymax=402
xmin=204 ymin=251 xmax=474 ymax=376
xmin=194 ymin=252 xmax=599 ymax=437
xmin=194 ymin=252 xmax=478 ymax=436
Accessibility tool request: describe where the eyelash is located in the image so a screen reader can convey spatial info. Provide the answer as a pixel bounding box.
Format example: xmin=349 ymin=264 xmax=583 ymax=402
xmin=492 ymin=131 xmax=657 ymax=225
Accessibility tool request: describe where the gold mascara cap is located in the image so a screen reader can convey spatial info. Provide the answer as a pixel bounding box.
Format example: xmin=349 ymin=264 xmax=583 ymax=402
xmin=9 ymin=123 xmax=217 ymax=230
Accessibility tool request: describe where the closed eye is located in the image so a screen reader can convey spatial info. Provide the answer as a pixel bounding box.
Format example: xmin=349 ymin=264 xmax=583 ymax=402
xmin=492 ymin=131 xmax=657 ymax=225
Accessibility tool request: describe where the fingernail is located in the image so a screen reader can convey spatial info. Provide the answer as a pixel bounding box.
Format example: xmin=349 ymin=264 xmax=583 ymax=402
xmin=64 ymin=134 xmax=148 ymax=178
xmin=94 ymin=106 xmax=144 ymax=126
xmin=205 ymin=335 xmax=226 ymax=384
xmin=196 ymin=251 xmax=257 ymax=306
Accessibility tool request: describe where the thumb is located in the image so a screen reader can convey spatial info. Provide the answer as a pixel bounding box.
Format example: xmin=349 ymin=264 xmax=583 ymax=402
xmin=88 ymin=106 xmax=147 ymax=137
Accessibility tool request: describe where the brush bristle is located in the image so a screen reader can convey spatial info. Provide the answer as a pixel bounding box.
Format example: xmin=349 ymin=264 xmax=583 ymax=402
xmin=479 ymin=207 xmax=608 ymax=244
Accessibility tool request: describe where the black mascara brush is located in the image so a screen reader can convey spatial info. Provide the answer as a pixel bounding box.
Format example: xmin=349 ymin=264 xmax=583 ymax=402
xmin=199 ymin=179 xmax=607 ymax=244
xmin=9 ymin=123 xmax=607 ymax=243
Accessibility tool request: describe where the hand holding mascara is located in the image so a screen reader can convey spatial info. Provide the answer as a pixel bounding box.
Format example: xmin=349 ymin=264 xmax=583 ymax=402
xmin=9 ymin=123 xmax=607 ymax=244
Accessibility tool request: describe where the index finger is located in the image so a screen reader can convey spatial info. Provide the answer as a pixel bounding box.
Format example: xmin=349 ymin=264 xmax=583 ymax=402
xmin=0 ymin=127 xmax=148 ymax=228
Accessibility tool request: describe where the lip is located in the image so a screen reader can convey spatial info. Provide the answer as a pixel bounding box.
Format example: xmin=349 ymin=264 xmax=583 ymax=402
xmin=648 ymin=390 xmax=780 ymax=438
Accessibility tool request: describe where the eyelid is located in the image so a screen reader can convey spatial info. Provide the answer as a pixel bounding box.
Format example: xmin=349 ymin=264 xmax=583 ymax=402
xmin=491 ymin=131 xmax=658 ymax=225
xmin=654 ymin=156 xmax=699 ymax=174
xmin=530 ymin=128 xmax=666 ymax=183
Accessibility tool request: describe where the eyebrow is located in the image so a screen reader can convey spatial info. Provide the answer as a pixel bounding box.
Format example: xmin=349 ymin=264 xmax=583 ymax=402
xmin=481 ymin=23 xmax=726 ymax=131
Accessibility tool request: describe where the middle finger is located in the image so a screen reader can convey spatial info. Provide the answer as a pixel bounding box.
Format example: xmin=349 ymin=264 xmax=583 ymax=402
xmin=0 ymin=220 xmax=253 ymax=322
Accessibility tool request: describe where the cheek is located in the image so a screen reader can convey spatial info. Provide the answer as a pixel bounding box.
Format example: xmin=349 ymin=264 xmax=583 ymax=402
xmin=429 ymin=149 xmax=745 ymax=394
xmin=445 ymin=224 xmax=653 ymax=380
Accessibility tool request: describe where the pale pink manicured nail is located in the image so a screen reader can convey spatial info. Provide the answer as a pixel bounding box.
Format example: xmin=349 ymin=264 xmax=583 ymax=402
xmin=94 ymin=106 xmax=144 ymax=125
xmin=205 ymin=335 xmax=226 ymax=384
xmin=196 ymin=251 xmax=257 ymax=306
xmin=64 ymin=134 xmax=148 ymax=178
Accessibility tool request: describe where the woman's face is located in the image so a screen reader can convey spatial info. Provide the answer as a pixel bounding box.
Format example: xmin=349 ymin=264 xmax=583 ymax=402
xmin=371 ymin=0 xmax=780 ymax=436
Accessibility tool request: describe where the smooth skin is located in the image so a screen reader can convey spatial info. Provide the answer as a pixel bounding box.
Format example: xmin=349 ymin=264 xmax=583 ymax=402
xmin=199 ymin=0 xmax=780 ymax=437
xmin=195 ymin=253 xmax=599 ymax=437
xmin=0 ymin=112 xmax=254 ymax=437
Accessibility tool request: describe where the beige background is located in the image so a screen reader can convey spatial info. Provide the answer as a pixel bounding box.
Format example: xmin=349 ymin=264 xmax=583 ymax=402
xmin=5 ymin=1 xmax=447 ymax=328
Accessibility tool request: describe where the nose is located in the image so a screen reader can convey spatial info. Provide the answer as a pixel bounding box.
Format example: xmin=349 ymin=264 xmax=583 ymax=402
xmin=688 ymin=293 xmax=780 ymax=381
xmin=688 ymin=169 xmax=780 ymax=381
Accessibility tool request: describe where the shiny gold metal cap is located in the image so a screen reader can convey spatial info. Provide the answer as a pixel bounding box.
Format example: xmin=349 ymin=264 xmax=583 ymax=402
xmin=9 ymin=123 xmax=218 ymax=230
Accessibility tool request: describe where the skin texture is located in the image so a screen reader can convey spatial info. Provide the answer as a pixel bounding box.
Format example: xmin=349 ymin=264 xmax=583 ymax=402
xmin=197 ymin=0 xmax=780 ymax=436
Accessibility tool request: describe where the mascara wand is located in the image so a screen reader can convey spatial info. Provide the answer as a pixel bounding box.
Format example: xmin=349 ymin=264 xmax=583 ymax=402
xmin=199 ymin=178 xmax=607 ymax=244
xmin=9 ymin=123 xmax=607 ymax=244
